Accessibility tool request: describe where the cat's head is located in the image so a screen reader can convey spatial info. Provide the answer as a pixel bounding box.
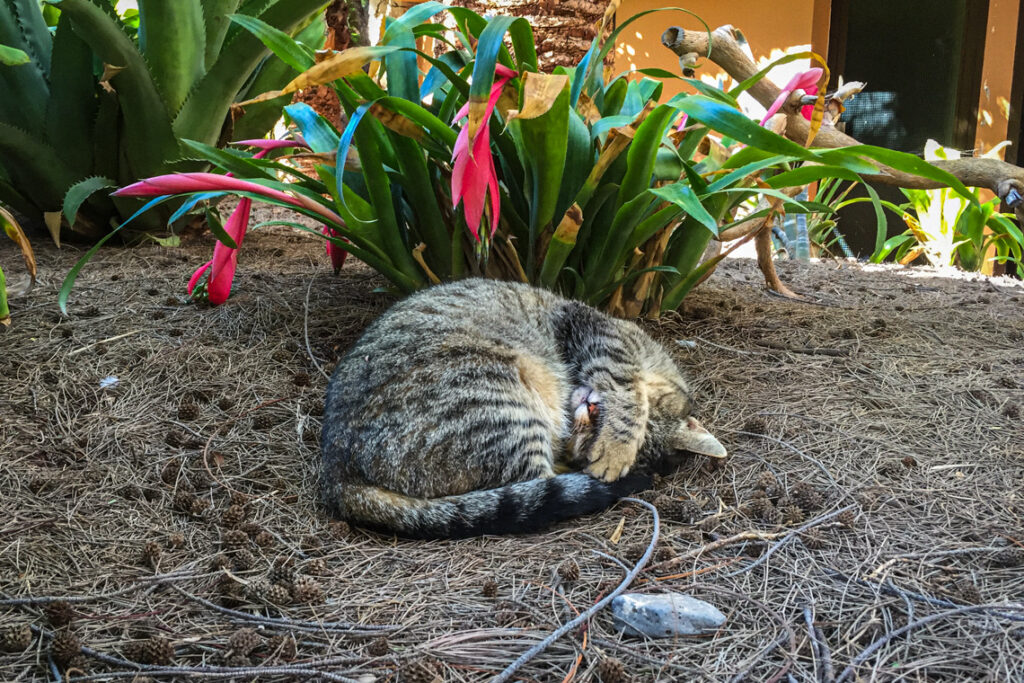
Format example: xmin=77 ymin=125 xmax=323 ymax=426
xmin=639 ymin=371 xmax=727 ymax=474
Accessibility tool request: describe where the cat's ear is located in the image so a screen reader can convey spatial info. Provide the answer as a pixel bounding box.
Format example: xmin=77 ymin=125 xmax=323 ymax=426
xmin=672 ymin=417 xmax=727 ymax=458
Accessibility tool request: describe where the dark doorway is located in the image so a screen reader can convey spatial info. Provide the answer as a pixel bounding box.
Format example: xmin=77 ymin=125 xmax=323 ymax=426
xmin=825 ymin=0 xmax=990 ymax=255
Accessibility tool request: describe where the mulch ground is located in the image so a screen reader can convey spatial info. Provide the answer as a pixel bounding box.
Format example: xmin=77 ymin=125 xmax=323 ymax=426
xmin=1 ymin=219 xmax=1023 ymax=682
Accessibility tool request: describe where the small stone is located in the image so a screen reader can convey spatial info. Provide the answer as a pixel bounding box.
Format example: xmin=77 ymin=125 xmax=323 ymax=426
xmin=611 ymin=593 xmax=726 ymax=638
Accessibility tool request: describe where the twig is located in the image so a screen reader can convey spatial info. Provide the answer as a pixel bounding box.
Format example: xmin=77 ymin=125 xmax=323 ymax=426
xmin=727 ymin=505 xmax=857 ymax=577
xmin=822 ymin=569 xmax=1024 ymax=623
xmin=490 ymin=497 xmax=660 ymax=683
xmin=67 ymin=329 xmax=145 ymax=356
xmin=304 ymin=272 xmax=329 ymax=380
xmin=803 ymin=604 xmax=835 ymax=683
xmin=729 ymin=430 xmax=842 ymax=491
xmin=755 ymin=341 xmax=848 ymax=357
xmin=648 ymin=530 xmax=786 ymax=573
xmin=169 ymin=584 xmax=396 ymax=634
xmin=835 ymin=604 xmax=1024 ymax=683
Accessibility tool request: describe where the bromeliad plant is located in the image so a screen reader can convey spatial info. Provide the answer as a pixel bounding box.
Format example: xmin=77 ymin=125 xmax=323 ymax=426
xmin=69 ymin=3 xmax=985 ymax=315
xmin=872 ymin=140 xmax=1024 ymax=270
xmin=0 ymin=0 xmax=327 ymax=241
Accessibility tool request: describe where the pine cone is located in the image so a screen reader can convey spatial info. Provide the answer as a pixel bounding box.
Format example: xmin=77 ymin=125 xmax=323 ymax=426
xmin=265 ymin=583 xmax=292 ymax=606
xmin=222 ymin=652 xmax=251 ymax=667
xmin=401 ymin=656 xmax=443 ymax=683
xmin=291 ymin=576 xmax=324 ymax=604
xmin=211 ymin=553 xmax=232 ymax=570
xmin=269 ymin=564 xmax=295 ymax=588
xmin=222 ymin=529 xmax=249 ymax=548
xmin=837 ymin=509 xmax=857 ymax=529
xmin=167 ymin=532 xmax=185 ymax=549
xmin=45 ymin=600 xmax=74 ymax=628
xmin=253 ymin=530 xmax=275 ymax=548
xmin=366 ymin=636 xmax=389 ymax=657
xmin=755 ymin=471 xmax=777 ymax=490
xmin=221 ymin=504 xmax=245 ymax=528
xmin=791 ymin=482 xmax=825 ymax=512
xmin=172 ymin=490 xmax=197 ymax=513
xmin=50 ymin=629 xmax=82 ymax=665
xmin=0 ymin=624 xmax=32 ymax=652
xmin=558 ymin=559 xmax=580 ymax=582
xmin=952 ymin=580 xmax=982 ymax=604
xmin=292 ymin=372 xmax=311 ymax=387
xmin=125 ymin=637 xmax=174 ymax=665
xmin=481 ymin=579 xmax=499 ymax=598
xmin=597 ymin=656 xmax=627 ymax=683
xmin=303 ymin=558 xmax=328 ymax=576
xmin=227 ymin=628 xmax=262 ymax=656
xmin=177 ymin=403 xmax=200 ymax=421
xmin=141 ymin=541 xmax=161 ymax=568
xmin=217 ymin=396 xmax=235 ymax=412
xmin=654 ymin=495 xmax=701 ymax=523
xmin=801 ymin=530 xmax=827 ymax=550
xmin=229 ymin=490 xmax=249 ymax=507
xmin=253 ymin=413 xmax=277 ymax=431
xmin=232 ymin=549 xmax=257 ymax=572
xmin=161 ymin=459 xmax=181 ymax=485
xmin=329 ymin=520 xmax=351 ymax=539
xmin=760 ymin=504 xmax=783 ymax=525
xmin=189 ymin=496 xmax=211 ymax=517
xmin=991 ymin=546 xmax=1024 ymax=567
xmin=266 ymin=633 xmax=297 ymax=661
xmin=780 ymin=505 xmax=805 ymax=526
xmin=655 ymin=545 xmax=677 ymax=562
xmin=749 ymin=496 xmax=775 ymax=522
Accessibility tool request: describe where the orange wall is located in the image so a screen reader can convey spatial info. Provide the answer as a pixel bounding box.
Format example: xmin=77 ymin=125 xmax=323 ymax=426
xmin=614 ymin=0 xmax=817 ymax=101
xmin=975 ymin=0 xmax=1020 ymax=157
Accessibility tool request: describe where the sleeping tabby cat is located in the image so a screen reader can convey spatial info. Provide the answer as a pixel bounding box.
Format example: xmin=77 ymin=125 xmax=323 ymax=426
xmin=321 ymin=279 xmax=725 ymax=538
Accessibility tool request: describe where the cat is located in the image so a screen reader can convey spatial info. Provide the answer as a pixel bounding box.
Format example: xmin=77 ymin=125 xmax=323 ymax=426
xmin=321 ymin=279 xmax=726 ymax=539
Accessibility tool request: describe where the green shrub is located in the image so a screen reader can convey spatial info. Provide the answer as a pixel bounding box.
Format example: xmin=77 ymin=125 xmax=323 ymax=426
xmin=0 ymin=0 xmax=327 ymax=241
xmin=75 ymin=3 xmax=982 ymax=315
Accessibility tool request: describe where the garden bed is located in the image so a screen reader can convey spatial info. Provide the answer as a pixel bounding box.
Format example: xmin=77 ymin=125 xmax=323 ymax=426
xmin=1 ymin=222 xmax=1022 ymax=682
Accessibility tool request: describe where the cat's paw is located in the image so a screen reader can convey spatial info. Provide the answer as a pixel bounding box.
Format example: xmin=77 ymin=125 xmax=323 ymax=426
xmin=585 ymin=436 xmax=636 ymax=482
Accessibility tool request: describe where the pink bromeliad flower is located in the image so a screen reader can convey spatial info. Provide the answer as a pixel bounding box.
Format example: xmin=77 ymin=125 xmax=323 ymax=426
xmin=115 ymin=138 xmax=345 ymax=304
xmin=759 ymin=67 xmax=823 ymax=125
xmin=451 ymin=64 xmax=517 ymax=241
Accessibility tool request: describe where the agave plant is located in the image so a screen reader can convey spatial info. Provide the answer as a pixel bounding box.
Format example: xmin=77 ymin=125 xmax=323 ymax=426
xmin=0 ymin=0 xmax=327 ymax=242
xmin=66 ymin=3 xmax=981 ymax=315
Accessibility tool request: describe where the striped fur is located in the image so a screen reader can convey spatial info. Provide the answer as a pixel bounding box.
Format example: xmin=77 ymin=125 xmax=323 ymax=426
xmin=321 ymin=279 xmax=704 ymax=538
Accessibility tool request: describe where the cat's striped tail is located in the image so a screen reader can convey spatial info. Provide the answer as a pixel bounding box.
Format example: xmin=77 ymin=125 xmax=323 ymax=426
xmin=322 ymin=473 xmax=653 ymax=539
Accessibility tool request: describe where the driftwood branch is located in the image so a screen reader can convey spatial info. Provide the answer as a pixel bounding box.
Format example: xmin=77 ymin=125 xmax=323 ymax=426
xmin=661 ymin=24 xmax=1024 ymax=222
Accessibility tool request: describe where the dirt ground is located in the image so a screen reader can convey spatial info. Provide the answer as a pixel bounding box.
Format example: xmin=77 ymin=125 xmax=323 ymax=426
xmin=1 ymin=219 xmax=1023 ymax=682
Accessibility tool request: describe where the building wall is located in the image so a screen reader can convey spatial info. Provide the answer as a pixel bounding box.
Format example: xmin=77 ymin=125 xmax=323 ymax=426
xmin=975 ymin=0 xmax=1020 ymax=157
xmin=613 ymin=0 xmax=817 ymax=104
